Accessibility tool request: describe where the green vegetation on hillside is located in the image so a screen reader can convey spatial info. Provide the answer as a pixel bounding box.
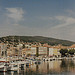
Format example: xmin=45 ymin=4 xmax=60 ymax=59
xmin=60 ymin=49 xmax=75 ymax=57
xmin=0 ymin=36 xmax=75 ymax=46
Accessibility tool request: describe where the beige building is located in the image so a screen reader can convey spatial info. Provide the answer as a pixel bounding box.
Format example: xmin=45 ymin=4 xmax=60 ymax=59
xmin=49 ymin=48 xmax=54 ymax=57
xmin=22 ymin=48 xmax=31 ymax=57
xmin=39 ymin=46 xmax=47 ymax=56
xmin=0 ymin=43 xmax=7 ymax=57
xmin=31 ymin=45 xmax=37 ymax=55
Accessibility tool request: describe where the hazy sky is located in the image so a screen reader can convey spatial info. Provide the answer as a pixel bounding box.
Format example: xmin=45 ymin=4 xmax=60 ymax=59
xmin=0 ymin=0 xmax=75 ymax=41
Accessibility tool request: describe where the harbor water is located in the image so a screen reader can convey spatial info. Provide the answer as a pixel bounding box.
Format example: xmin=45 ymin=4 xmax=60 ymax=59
xmin=0 ymin=59 xmax=75 ymax=75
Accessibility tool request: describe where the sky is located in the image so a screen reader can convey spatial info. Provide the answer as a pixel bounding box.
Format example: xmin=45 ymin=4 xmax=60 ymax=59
xmin=0 ymin=0 xmax=75 ymax=41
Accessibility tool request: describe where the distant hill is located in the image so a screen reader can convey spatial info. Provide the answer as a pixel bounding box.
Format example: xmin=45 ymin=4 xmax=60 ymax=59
xmin=0 ymin=36 xmax=75 ymax=46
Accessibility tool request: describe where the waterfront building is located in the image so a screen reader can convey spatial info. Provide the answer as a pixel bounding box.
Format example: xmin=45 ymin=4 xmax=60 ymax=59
xmin=53 ymin=48 xmax=59 ymax=57
xmin=69 ymin=44 xmax=75 ymax=49
xmin=22 ymin=48 xmax=31 ymax=57
xmin=22 ymin=48 xmax=26 ymax=57
xmin=25 ymin=43 xmax=31 ymax=48
xmin=31 ymin=45 xmax=37 ymax=56
xmin=49 ymin=47 xmax=61 ymax=57
xmin=39 ymin=46 xmax=47 ymax=56
xmin=17 ymin=43 xmax=23 ymax=57
xmin=49 ymin=48 xmax=54 ymax=57
xmin=0 ymin=43 xmax=7 ymax=57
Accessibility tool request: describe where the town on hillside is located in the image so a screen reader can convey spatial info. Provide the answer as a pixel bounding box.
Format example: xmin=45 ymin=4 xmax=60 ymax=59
xmin=0 ymin=40 xmax=75 ymax=61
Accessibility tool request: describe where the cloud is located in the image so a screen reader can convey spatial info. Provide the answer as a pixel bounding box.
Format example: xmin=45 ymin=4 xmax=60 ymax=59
xmin=55 ymin=16 xmax=67 ymax=21
xmin=5 ymin=8 xmax=25 ymax=23
xmin=38 ymin=16 xmax=53 ymax=20
xmin=53 ymin=16 xmax=75 ymax=28
xmin=39 ymin=15 xmax=75 ymax=29
xmin=66 ymin=10 xmax=75 ymax=15
xmin=38 ymin=15 xmax=75 ymax=29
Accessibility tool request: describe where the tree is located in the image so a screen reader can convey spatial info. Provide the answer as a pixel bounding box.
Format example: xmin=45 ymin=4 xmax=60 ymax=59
xmin=68 ymin=49 xmax=75 ymax=56
xmin=27 ymin=54 xmax=31 ymax=57
xmin=22 ymin=44 xmax=25 ymax=48
xmin=60 ymin=49 xmax=68 ymax=57
xmin=36 ymin=47 xmax=39 ymax=57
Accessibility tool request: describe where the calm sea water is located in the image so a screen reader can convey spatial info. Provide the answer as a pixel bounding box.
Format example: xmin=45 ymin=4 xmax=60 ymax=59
xmin=0 ymin=60 xmax=75 ymax=75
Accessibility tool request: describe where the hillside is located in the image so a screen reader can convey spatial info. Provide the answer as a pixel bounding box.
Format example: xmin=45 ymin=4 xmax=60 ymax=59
xmin=0 ymin=36 xmax=75 ymax=46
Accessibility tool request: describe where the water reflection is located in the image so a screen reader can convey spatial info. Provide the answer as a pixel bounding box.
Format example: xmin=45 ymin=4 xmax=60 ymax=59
xmin=0 ymin=60 xmax=75 ymax=75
